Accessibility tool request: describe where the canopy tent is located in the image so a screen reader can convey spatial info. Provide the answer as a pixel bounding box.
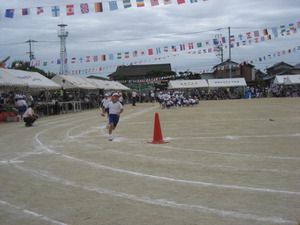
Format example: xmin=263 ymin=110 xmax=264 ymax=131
xmin=52 ymin=75 xmax=130 ymax=91
xmin=284 ymin=75 xmax=300 ymax=85
xmin=168 ymin=79 xmax=208 ymax=89
xmin=273 ymin=75 xmax=289 ymax=84
xmin=83 ymin=78 xmax=130 ymax=91
xmin=0 ymin=68 xmax=60 ymax=89
xmin=51 ymin=75 xmax=98 ymax=90
xmin=208 ymin=78 xmax=247 ymax=88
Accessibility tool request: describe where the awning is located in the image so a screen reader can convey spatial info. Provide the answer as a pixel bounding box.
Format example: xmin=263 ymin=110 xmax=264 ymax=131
xmin=284 ymin=75 xmax=300 ymax=85
xmin=273 ymin=75 xmax=289 ymax=84
xmin=0 ymin=68 xmax=61 ymax=89
xmin=51 ymin=75 xmax=98 ymax=90
xmin=208 ymin=78 xmax=247 ymax=88
xmin=168 ymin=79 xmax=208 ymax=89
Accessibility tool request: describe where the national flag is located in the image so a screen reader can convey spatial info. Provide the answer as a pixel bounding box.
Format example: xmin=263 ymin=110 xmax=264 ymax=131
xmin=221 ymin=37 xmax=226 ymax=43
xmin=133 ymin=51 xmax=138 ymax=57
xmin=188 ymin=43 xmax=194 ymax=49
xmin=208 ymin=48 xmax=212 ymax=52
xmin=43 ymin=62 xmax=47 ymax=67
xmin=5 ymin=9 xmax=14 ymax=18
xmin=164 ymin=46 xmax=169 ymax=52
xmin=66 ymin=5 xmax=74 ymax=16
xmin=172 ymin=46 xmax=177 ymax=51
xmin=180 ymin=44 xmax=185 ymax=51
xmin=35 ymin=61 xmax=40 ymax=66
xmin=262 ymin=29 xmax=268 ymax=35
xmin=94 ymin=2 xmax=103 ymax=12
xmin=101 ymin=55 xmax=106 ymax=61
xmin=109 ymin=1 xmax=118 ymax=10
xmin=117 ymin=53 xmax=122 ymax=59
xmin=205 ymin=40 xmax=210 ymax=45
xmin=80 ymin=3 xmax=90 ymax=14
xmin=289 ymin=23 xmax=295 ymax=30
xmin=164 ymin=0 xmax=172 ymax=5
xmin=297 ymin=21 xmax=300 ymax=29
xmin=37 ymin=7 xmax=44 ymax=15
xmin=246 ymin=32 xmax=252 ymax=39
xmin=109 ymin=54 xmax=114 ymax=60
xmin=272 ymin=27 xmax=278 ymax=38
xmin=196 ymin=42 xmax=202 ymax=48
xmin=52 ymin=6 xmax=60 ymax=17
xmin=150 ymin=0 xmax=159 ymax=6
xmin=123 ymin=0 xmax=132 ymax=8
xmin=22 ymin=8 xmax=30 ymax=16
xmin=86 ymin=56 xmax=91 ymax=62
xmin=254 ymin=38 xmax=259 ymax=43
xmin=190 ymin=0 xmax=197 ymax=3
xmin=177 ymin=0 xmax=185 ymax=4
xmin=260 ymin=36 xmax=265 ymax=42
xmin=125 ymin=52 xmax=130 ymax=58
xmin=254 ymin=31 xmax=260 ymax=37
xmin=71 ymin=58 xmax=76 ymax=63
xmin=93 ymin=56 xmax=98 ymax=62
xmin=148 ymin=49 xmax=154 ymax=55
xmin=236 ymin=42 xmax=240 ymax=47
xmin=141 ymin=51 xmax=145 ymax=55
xmin=238 ymin=34 xmax=243 ymax=40
xmin=136 ymin=0 xmax=145 ymax=7
xmin=229 ymin=35 xmax=235 ymax=42
xmin=242 ymin=41 xmax=246 ymax=46
xmin=286 ymin=29 xmax=290 ymax=35
xmin=280 ymin=25 xmax=286 ymax=35
xmin=213 ymin=38 xmax=219 ymax=45
xmin=57 ymin=59 xmax=61 ymax=64
xmin=156 ymin=48 xmax=161 ymax=54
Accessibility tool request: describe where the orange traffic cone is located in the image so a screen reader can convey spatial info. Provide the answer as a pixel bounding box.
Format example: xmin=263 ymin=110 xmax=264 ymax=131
xmin=148 ymin=112 xmax=169 ymax=144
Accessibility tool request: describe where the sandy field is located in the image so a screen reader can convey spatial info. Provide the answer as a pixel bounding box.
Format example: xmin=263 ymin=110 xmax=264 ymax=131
xmin=0 ymin=98 xmax=300 ymax=225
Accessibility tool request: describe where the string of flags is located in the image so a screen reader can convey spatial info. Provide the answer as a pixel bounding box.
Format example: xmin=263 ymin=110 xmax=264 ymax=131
xmin=27 ymin=21 xmax=300 ymax=69
xmin=1 ymin=0 xmax=209 ymax=19
xmin=67 ymin=45 xmax=299 ymax=79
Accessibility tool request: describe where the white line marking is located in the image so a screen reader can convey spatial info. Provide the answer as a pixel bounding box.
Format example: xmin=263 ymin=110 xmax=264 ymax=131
xmin=13 ymin=165 xmax=295 ymax=225
xmin=0 ymin=200 xmax=67 ymax=225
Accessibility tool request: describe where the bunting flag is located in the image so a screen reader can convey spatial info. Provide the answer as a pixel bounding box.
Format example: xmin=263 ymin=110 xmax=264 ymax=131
xmin=262 ymin=29 xmax=268 ymax=35
xmin=177 ymin=0 xmax=185 ymax=4
xmin=254 ymin=30 xmax=260 ymax=37
xmin=109 ymin=54 xmax=114 ymax=60
xmin=94 ymin=2 xmax=103 ymax=12
xmin=71 ymin=58 xmax=76 ymax=63
xmin=136 ymin=0 xmax=145 ymax=7
xmin=5 ymin=9 xmax=14 ymax=18
xmin=51 ymin=6 xmax=60 ymax=17
xmin=125 ymin=52 xmax=130 ymax=58
xmin=148 ymin=49 xmax=154 ymax=55
xmin=37 ymin=7 xmax=44 ymax=15
xmin=150 ymin=0 xmax=159 ymax=6
xmin=164 ymin=46 xmax=169 ymax=52
xmin=229 ymin=35 xmax=235 ymax=42
xmin=109 ymin=1 xmax=118 ymax=10
xmin=190 ymin=0 xmax=198 ymax=3
xmin=66 ymin=5 xmax=75 ymax=16
xmin=133 ymin=51 xmax=138 ymax=57
xmin=93 ymin=56 xmax=98 ymax=62
xmin=80 ymin=3 xmax=90 ymax=14
xmin=22 ymin=8 xmax=30 ymax=16
xmin=123 ymin=0 xmax=132 ymax=8
xmin=164 ymin=0 xmax=172 ymax=5
xmin=117 ymin=53 xmax=122 ymax=59
xmin=101 ymin=55 xmax=106 ymax=61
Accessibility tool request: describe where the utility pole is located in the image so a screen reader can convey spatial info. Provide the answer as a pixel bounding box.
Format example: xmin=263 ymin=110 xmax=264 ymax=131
xmin=215 ymin=34 xmax=224 ymax=63
xmin=57 ymin=24 xmax=69 ymax=75
xmin=228 ymin=26 xmax=232 ymax=78
xmin=26 ymin=39 xmax=37 ymax=65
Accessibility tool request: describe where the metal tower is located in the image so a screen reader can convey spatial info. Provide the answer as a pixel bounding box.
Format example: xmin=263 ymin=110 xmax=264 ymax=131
xmin=57 ymin=24 xmax=69 ymax=75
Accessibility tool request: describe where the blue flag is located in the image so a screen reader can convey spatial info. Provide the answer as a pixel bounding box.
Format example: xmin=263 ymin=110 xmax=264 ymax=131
xmin=5 ymin=9 xmax=15 ymax=18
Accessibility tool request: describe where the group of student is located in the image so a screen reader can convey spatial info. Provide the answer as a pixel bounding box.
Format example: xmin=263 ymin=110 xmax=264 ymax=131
xmin=156 ymin=91 xmax=199 ymax=109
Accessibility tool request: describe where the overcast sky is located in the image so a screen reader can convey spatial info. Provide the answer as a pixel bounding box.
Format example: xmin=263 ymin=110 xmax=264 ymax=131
xmin=1 ymin=0 xmax=300 ymax=78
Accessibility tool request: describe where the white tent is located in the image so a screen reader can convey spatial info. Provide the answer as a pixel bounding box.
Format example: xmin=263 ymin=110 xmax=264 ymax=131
xmin=284 ymin=75 xmax=300 ymax=85
xmin=51 ymin=75 xmax=98 ymax=90
xmin=273 ymin=75 xmax=289 ymax=84
xmin=208 ymin=78 xmax=247 ymax=88
xmin=0 ymin=68 xmax=60 ymax=89
xmin=83 ymin=78 xmax=130 ymax=91
xmin=168 ymin=79 xmax=208 ymax=89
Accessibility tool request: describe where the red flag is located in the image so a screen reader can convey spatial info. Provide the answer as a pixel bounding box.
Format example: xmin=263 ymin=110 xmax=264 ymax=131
xmin=148 ymin=49 xmax=154 ymax=55
xmin=177 ymin=0 xmax=185 ymax=4
xmin=66 ymin=5 xmax=74 ymax=16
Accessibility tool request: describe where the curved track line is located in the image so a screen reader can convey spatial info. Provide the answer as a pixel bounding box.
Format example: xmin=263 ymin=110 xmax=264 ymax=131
xmin=13 ymin=165 xmax=295 ymax=225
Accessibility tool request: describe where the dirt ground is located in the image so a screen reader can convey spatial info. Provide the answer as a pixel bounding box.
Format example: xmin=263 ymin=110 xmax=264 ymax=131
xmin=0 ymin=98 xmax=300 ymax=225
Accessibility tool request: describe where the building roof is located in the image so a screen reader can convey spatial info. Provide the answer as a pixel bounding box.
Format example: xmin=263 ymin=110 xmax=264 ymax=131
xmin=213 ymin=59 xmax=254 ymax=69
xmin=266 ymin=61 xmax=294 ymax=70
xmin=87 ymin=75 xmax=110 ymax=80
xmin=108 ymin=63 xmax=172 ymax=78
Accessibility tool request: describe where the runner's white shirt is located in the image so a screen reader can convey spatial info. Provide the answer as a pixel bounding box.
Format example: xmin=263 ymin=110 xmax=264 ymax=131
xmin=106 ymin=101 xmax=123 ymax=114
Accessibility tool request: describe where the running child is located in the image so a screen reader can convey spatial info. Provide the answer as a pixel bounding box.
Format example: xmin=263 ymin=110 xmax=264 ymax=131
xmin=105 ymin=93 xmax=124 ymax=141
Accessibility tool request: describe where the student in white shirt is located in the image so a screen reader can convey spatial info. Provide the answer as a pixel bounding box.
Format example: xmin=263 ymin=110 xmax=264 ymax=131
xmin=105 ymin=93 xmax=124 ymax=141
xmin=23 ymin=104 xmax=39 ymax=127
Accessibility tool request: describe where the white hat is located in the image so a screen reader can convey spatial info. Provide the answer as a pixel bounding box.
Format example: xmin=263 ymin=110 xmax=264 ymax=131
xmin=112 ymin=93 xmax=120 ymax=97
xmin=104 ymin=94 xmax=109 ymax=97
